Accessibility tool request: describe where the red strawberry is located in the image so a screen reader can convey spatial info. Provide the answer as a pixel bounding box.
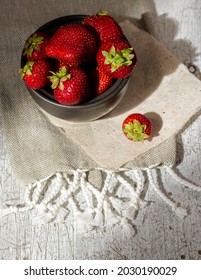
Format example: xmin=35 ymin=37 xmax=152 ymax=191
xmin=96 ymin=39 xmax=137 ymax=78
xmin=83 ymin=10 xmax=123 ymax=43
xmin=57 ymin=60 xmax=70 ymax=70
xmin=23 ymin=32 xmax=50 ymax=61
xmin=90 ymin=67 xmax=114 ymax=94
xmin=122 ymin=114 xmax=152 ymax=142
xmin=19 ymin=60 xmax=50 ymax=89
xmin=48 ymin=66 xmax=90 ymax=105
xmin=46 ymin=24 xmax=98 ymax=66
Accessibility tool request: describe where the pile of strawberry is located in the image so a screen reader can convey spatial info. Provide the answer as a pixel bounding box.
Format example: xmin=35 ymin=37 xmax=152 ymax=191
xmin=19 ymin=11 xmax=137 ymax=105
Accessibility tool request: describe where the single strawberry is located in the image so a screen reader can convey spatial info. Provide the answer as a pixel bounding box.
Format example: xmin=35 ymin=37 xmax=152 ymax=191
xmin=19 ymin=60 xmax=50 ymax=90
xmin=83 ymin=10 xmax=123 ymax=43
xmin=48 ymin=66 xmax=90 ymax=105
xmin=122 ymin=114 xmax=152 ymax=142
xmin=23 ymin=32 xmax=50 ymax=61
xmin=46 ymin=24 xmax=98 ymax=66
xmin=96 ymin=39 xmax=137 ymax=78
xmin=90 ymin=67 xmax=114 ymax=94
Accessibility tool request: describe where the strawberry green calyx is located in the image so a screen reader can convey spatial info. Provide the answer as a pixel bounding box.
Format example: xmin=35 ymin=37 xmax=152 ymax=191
xmin=123 ymin=120 xmax=149 ymax=142
xmin=19 ymin=61 xmax=35 ymax=79
xmin=23 ymin=33 xmax=44 ymax=57
xmin=48 ymin=66 xmax=71 ymax=90
xmin=102 ymin=46 xmax=134 ymax=72
xmin=97 ymin=10 xmax=109 ymax=16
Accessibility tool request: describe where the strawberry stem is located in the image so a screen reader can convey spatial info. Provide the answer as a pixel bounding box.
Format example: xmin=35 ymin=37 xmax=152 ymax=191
xmin=97 ymin=10 xmax=108 ymax=16
xmin=102 ymin=46 xmax=134 ymax=72
xmin=19 ymin=61 xmax=35 ymax=79
xmin=23 ymin=33 xmax=44 ymax=57
xmin=123 ymin=120 xmax=149 ymax=142
xmin=48 ymin=66 xmax=71 ymax=90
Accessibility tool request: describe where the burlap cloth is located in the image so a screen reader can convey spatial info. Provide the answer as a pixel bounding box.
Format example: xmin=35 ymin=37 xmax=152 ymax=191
xmin=0 ymin=1 xmax=201 ymax=235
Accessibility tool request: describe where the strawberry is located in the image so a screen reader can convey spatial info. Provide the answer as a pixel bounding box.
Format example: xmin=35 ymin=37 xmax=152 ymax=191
xmin=23 ymin=32 xmax=50 ymax=61
xmin=45 ymin=24 xmax=98 ymax=66
xmin=96 ymin=39 xmax=137 ymax=78
xmin=48 ymin=66 xmax=90 ymax=105
xmin=90 ymin=67 xmax=114 ymax=94
xmin=57 ymin=60 xmax=70 ymax=70
xmin=122 ymin=114 xmax=152 ymax=142
xmin=83 ymin=10 xmax=123 ymax=43
xmin=19 ymin=60 xmax=50 ymax=89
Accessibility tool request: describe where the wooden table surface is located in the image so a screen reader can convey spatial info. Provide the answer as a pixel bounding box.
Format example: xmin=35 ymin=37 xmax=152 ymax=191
xmin=0 ymin=0 xmax=201 ymax=260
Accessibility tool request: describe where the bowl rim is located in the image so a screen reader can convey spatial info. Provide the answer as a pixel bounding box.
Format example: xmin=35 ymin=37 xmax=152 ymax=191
xmin=31 ymin=76 xmax=128 ymax=109
xmin=36 ymin=14 xmax=90 ymax=31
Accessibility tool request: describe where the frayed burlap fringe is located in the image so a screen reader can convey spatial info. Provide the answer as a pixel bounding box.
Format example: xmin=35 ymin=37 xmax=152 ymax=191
xmin=1 ymin=165 xmax=200 ymax=237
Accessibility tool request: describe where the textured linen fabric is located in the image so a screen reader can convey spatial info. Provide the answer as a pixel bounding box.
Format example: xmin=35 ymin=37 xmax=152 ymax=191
xmin=0 ymin=0 xmax=201 ymax=185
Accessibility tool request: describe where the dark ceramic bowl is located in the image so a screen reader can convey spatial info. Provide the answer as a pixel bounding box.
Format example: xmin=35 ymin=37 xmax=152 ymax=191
xmin=21 ymin=15 xmax=131 ymax=122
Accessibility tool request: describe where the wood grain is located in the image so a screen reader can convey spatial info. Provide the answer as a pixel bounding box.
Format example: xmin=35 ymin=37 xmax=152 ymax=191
xmin=0 ymin=0 xmax=201 ymax=260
